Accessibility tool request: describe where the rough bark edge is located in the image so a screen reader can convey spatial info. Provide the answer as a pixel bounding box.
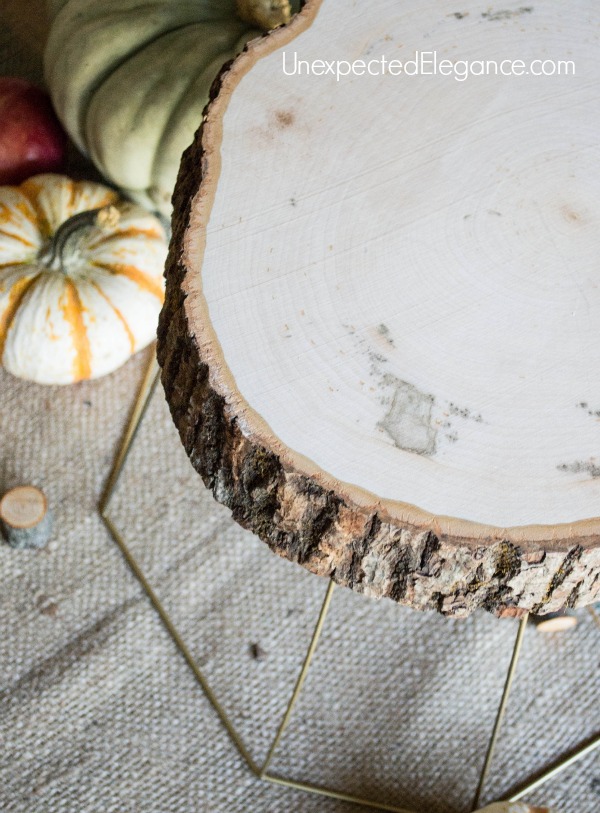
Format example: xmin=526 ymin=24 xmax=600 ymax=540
xmin=157 ymin=13 xmax=600 ymax=618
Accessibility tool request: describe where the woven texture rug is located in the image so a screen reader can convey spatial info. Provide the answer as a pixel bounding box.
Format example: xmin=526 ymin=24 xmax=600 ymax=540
xmin=0 ymin=5 xmax=599 ymax=812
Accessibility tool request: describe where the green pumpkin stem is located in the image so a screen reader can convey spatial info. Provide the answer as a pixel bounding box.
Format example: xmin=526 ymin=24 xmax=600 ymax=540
xmin=235 ymin=0 xmax=291 ymax=31
xmin=39 ymin=206 xmax=119 ymax=273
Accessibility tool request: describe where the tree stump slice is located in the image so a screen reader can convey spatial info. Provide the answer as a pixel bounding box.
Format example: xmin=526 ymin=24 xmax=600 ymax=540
xmin=0 ymin=485 xmax=52 ymax=549
xmin=530 ymin=611 xmax=579 ymax=633
xmin=158 ymin=0 xmax=600 ymax=617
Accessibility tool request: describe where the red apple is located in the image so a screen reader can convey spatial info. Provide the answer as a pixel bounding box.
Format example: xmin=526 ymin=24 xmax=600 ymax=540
xmin=0 ymin=77 xmax=67 ymax=185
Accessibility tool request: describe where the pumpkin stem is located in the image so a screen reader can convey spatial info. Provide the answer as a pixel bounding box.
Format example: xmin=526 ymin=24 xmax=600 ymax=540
xmin=39 ymin=205 xmax=120 ymax=273
xmin=235 ymin=0 xmax=291 ymax=30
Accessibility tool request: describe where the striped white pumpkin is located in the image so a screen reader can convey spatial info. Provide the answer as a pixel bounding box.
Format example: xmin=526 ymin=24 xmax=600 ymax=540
xmin=0 ymin=174 xmax=167 ymax=384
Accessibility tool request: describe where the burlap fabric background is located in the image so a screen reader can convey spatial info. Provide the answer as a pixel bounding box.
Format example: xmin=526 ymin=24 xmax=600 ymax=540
xmin=0 ymin=4 xmax=599 ymax=812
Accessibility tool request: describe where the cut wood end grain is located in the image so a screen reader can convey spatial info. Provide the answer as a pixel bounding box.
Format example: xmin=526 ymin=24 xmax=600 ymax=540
xmin=0 ymin=485 xmax=52 ymax=549
xmin=531 ymin=611 xmax=578 ymax=633
xmin=158 ymin=0 xmax=600 ymax=617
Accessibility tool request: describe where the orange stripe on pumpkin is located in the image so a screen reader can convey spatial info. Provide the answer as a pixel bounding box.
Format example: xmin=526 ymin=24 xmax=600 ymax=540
xmin=92 ymin=261 xmax=164 ymax=301
xmin=0 ymin=202 xmax=16 ymax=225
xmin=0 ymin=273 xmax=41 ymax=359
xmin=70 ymin=186 xmax=118 ymax=219
xmin=15 ymin=201 xmax=40 ymax=227
xmin=0 ymin=200 xmax=38 ymax=233
xmin=0 ymin=228 xmax=36 ymax=248
xmin=17 ymin=184 xmax=52 ymax=237
xmin=90 ymin=281 xmax=136 ymax=354
xmin=67 ymin=179 xmax=77 ymax=216
xmin=87 ymin=226 xmax=163 ymax=249
xmin=59 ymin=280 xmax=92 ymax=381
xmin=0 ymin=203 xmax=36 ymax=247
xmin=0 ymin=261 xmax=27 ymax=270
xmin=0 ymin=266 xmax=22 ymax=294
xmin=19 ymin=178 xmax=45 ymax=198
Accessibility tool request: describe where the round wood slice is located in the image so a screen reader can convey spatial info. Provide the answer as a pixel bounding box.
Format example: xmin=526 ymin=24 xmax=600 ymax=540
xmin=0 ymin=485 xmax=52 ymax=549
xmin=159 ymin=0 xmax=600 ymax=617
xmin=530 ymin=611 xmax=578 ymax=633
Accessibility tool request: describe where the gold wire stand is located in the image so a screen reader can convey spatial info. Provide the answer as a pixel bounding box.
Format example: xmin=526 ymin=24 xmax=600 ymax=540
xmin=100 ymin=349 xmax=600 ymax=813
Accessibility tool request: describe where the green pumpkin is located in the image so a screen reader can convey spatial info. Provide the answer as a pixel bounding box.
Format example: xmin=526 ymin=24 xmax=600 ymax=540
xmin=44 ymin=0 xmax=297 ymax=214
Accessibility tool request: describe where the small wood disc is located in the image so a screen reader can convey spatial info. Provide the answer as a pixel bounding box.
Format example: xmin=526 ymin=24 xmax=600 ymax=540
xmin=0 ymin=485 xmax=52 ymax=549
xmin=531 ymin=611 xmax=578 ymax=633
xmin=0 ymin=485 xmax=46 ymax=528
xmin=476 ymin=803 xmax=554 ymax=813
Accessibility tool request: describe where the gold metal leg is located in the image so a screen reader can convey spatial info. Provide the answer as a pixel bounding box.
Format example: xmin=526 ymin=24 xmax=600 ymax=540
xmin=100 ymin=348 xmax=600 ymax=813
xmin=99 ymin=347 xmax=160 ymax=515
xmin=101 ymin=511 xmax=261 ymax=774
xmin=260 ymin=578 xmax=336 ymax=778
xmin=263 ymin=773 xmax=417 ymax=813
xmin=471 ymin=613 xmax=529 ymax=811
xmin=505 ymin=734 xmax=600 ymax=803
xmin=99 ymin=347 xmax=261 ymax=774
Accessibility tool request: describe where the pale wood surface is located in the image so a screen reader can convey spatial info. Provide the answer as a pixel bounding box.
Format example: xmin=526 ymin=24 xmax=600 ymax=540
xmin=197 ymin=1 xmax=599 ymax=528
xmin=160 ymin=0 xmax=600 ymax=617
